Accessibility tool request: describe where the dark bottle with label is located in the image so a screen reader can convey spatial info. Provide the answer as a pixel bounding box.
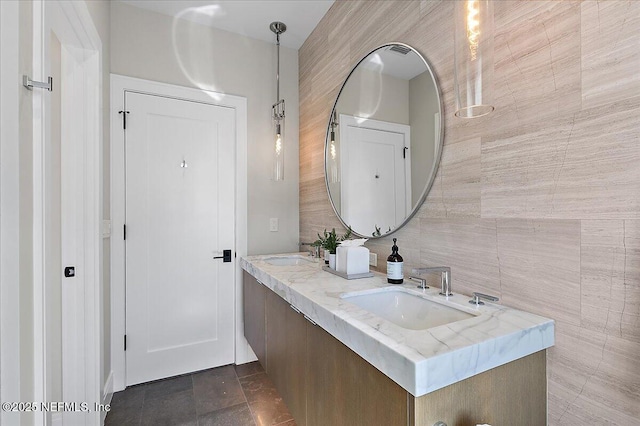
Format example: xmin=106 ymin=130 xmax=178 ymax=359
xmin=387 ymin=238 xmax=404 ymax=284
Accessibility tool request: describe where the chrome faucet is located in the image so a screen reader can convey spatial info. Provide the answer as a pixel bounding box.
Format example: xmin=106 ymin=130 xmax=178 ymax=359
xmin=299 ymin=241 xmax=320 ymax=258
xmin=411 ymin=267 xmax=452 ymax=296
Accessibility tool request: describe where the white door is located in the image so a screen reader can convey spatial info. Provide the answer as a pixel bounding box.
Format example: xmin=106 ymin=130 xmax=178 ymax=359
xmin=125 ymin=92 xmax=236 ymax=385
xmin=41 ymin=2 xmax=102 ymax=425
xmin=340 ymin=115 xmax=411 ymax=235
xmin=59 ymin=43 xmax=88 ymax=426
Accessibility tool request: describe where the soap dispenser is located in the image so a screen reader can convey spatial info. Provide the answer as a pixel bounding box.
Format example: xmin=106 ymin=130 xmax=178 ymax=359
xmin=387 ymin=238 xmax=404 ymax=284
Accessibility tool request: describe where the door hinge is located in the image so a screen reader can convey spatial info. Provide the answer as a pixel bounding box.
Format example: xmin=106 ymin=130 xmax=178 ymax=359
xmin=124 ymin=335 xmax=127 ymax=351
xmin=118 ymin=110 xmax=130 ymax=130
xmin=123 ymin=224 xmax=126 ymax=240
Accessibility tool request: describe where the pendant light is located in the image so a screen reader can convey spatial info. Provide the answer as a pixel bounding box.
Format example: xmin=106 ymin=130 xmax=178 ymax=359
xmin=271 ymin=21 xmax=286 ymax=181
xmin=454 ymin=0 xmax=495 ymax=118
xmin=328 ymin=111 xmax=340 ymax=184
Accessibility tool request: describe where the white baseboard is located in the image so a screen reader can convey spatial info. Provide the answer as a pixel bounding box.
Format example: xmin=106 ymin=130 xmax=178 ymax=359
xmin=103 ymin=370 xmax=114 ymax=401
xmin=235 ymin=339 xmax=258 ymax=365
xmin=101 ymin=371 xmax=114 ymax=425
xmin=51 ymin=413 xmax=63 ymax=426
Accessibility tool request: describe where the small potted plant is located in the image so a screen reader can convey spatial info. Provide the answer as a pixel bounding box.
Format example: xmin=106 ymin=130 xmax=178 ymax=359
xmin=323 ymin=227 xmax=353 ymax=269
xmin=325 ymin=229 xmax=339 ymax=268
xmin=314 ymin=229 xmax=330 ymax=264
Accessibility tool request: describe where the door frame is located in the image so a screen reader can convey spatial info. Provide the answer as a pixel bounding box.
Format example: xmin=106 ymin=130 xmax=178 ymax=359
xmin=0 ymin=1 xmax=22 ymax=425
xmin=110 ymin=74 xmax=248 ymax=392
xmin=32 ymin=0 xmax=103 ymax=424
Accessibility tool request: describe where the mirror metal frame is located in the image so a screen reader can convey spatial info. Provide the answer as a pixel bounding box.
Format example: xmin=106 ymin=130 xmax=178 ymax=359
xmin=324 ymin=42 xmax=444 ymax=238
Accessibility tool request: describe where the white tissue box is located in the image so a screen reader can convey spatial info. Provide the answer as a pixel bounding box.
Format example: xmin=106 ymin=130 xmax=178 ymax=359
xmin=336 ymin=246 xmax=370 ymax=275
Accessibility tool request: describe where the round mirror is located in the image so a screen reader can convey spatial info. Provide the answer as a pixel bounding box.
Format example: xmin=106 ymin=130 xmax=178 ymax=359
xmin=325 ymin=43 xmax=443 ymax=238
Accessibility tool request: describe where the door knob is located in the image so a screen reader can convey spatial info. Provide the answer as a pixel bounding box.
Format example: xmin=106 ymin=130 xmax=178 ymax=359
xmin=213 ymin=249 xmax=232 ymax=262
xmin=64 ymin=266 xmax=76 ymax=278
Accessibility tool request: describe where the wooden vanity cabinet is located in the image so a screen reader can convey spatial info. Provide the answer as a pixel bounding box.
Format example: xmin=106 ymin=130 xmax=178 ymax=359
xmin=242 ymin=271 xmax=547 ymax=426
xmin=242 ymin=271 xmax=266 ymax=367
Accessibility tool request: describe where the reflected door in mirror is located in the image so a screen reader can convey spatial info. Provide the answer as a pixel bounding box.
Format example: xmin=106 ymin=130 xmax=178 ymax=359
xmin=340 ymin=115 xmax=410 ymax=236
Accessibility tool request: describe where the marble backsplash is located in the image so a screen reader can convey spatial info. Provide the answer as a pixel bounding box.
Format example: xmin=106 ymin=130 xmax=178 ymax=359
xmin=298 ymin=1 xmax=640 ymax=424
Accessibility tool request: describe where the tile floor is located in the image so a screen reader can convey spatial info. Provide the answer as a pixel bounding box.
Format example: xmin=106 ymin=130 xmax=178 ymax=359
xmin=105 ymin=362 xmax=296 ymax=426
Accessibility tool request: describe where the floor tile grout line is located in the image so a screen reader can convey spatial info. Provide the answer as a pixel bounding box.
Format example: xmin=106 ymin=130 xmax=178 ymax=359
xmin=235 ymin=366 xmax=256 ymax=406
xmin=195 ymin=401 xmax=256 ymax=424
xmin=237 ymin=373 xmax=259 ymax=426
xmin=243 ymin=398 xmax=260 ymax=426
xmin=191 ymin=373 xmax=198 ymax=426
xmin=237 ymin=371 xmax=294 ymax=426
xmin=233 ymin=363 xmax=265 ymax=378
xmin=235 ymin=370 xmax=265 ymax=380
xmin=139 ymin=383 xmax=146 ymax=426
xmin=236 ymin=375 xmax=250 ymax=405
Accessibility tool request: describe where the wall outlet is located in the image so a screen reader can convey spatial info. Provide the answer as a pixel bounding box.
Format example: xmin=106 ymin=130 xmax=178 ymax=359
xmin=369 ymin=252 xmax=377 ymax=267
xmin=269 ymin=217 xmax=279 ymax=232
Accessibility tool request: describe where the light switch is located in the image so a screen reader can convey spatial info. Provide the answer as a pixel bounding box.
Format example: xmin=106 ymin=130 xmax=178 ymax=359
xmin=269 ymin=218 xmax=279 ymax=232
xmin=369 ymin=252 xmax=377 ymax=267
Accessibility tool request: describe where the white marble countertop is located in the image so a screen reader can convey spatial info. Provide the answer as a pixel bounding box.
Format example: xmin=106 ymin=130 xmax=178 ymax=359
xmin=241 ymin=253 xmax=555 ymax=397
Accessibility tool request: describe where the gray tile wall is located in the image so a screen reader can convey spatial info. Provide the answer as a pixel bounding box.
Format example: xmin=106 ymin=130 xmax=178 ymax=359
xmin=298 ymin=1 xmax=640 ymax=424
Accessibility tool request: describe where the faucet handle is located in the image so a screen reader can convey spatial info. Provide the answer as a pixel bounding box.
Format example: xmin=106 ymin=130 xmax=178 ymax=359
xmin=469 ymin=292 xmax=499 ymax=305
xmin=408 ymin=276 xmax=428 ymax=289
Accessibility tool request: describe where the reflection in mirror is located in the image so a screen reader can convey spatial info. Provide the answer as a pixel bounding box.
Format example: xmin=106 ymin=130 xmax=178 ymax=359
xmin=325 ymin=44 xmax=443 ymax=238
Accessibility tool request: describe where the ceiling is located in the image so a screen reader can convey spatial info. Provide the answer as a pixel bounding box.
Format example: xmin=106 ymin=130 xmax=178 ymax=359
xmin=119 ymin=0 xmax=335 ymax=50
xmin=361 ymin=47 xmax=429 ymax=80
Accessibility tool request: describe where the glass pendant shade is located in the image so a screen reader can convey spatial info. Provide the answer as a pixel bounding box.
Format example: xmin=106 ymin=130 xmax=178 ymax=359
xmin=454 ymin=0 xmax=495 ymax=118
xmin=329 ymin=129 xmax=340 ymax=184
xmin=328 ymin=111 xmax=340 ymax=184
xmin=272 ymin=107 xmax=285 ymax=181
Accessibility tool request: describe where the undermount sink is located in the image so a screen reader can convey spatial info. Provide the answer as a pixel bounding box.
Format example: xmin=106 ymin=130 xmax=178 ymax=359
xmin=341 ymin=288 xmax=474 ymax=330
xmin=264 ymin=256 xmax=313 ymax=266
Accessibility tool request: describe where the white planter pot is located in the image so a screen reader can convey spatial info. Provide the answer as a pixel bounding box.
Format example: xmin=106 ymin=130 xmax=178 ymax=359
xmin=329 ymin=253 xmax=336 ymax=269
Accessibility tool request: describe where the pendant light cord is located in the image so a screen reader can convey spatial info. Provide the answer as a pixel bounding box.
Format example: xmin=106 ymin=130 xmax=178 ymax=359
xmin=276 ymin=32 xmax=280 ymax=103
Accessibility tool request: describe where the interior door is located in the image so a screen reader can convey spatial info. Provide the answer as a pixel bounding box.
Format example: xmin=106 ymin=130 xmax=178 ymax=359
xmin=125 ymin=91 xmax=236 ymax=385
xmin=340 ymin=116 xmax=410 ymax=235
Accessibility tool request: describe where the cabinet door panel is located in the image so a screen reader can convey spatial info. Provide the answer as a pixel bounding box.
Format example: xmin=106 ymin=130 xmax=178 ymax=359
xmin=307 ymin=323 xmax=408 ymax=426
xmin=266 ymin=291 xmax=287 ymax=385
xmin=306 ymin=322 xmax=342 ymax=426
xmin=285 ymin=307 xmax=308 ymax=426
xmin=412 ymin=350 xmax=546 ymax=426
xmin=266 ymin=291 xmax=308 ymax=425
xmin=242 ymin=271 xmax=266 ymax=367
